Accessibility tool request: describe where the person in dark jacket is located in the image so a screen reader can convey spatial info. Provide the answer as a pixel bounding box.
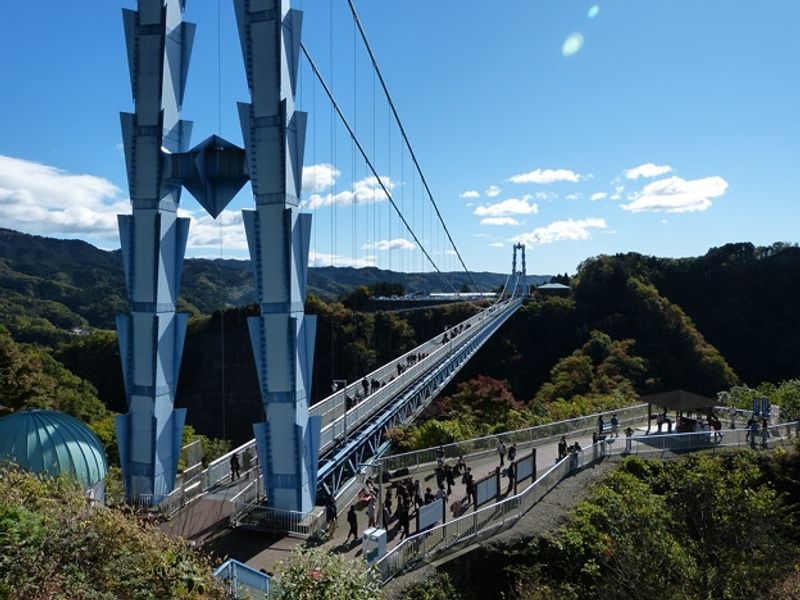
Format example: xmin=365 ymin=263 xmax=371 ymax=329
xmin=345 ymin=505 xmax=359 ymax=543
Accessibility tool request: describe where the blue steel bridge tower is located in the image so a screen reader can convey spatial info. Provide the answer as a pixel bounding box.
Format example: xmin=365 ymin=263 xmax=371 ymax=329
xmin=235 ymin=0 xmax=321 ymax=513
xmin=115 ymin=0 xmax=194 ymax=501
xmin=116 ymin=0 xmax=319 ymax=513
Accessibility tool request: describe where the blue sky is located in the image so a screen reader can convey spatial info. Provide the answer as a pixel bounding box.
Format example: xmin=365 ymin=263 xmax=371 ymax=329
xmin=0 ymin=1 xmax=798 ymax=277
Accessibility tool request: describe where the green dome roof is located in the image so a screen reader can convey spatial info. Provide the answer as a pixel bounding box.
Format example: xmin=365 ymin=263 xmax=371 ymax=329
xmin=0 ymin=409 xmax=108 ymax=489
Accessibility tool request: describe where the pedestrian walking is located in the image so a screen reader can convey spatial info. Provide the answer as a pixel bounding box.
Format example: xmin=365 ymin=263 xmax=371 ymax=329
xmin=749 ymin=417 xmax=759 ymax=449
xmin=761 ymin=419 xmax=770 ymax=449
xmin=557 ymin=436 xmax=568 ymax=460
xmin=366 ymin=497 xmax=377 ymax=528
xmin=570 ymin=442 xmax=581 ymax=470
xmin=435 ymin=445 xmax=445 ymax=465
xmin=463 ymin=468 xmax=475 ymax=504
xmin=325 ymin=496 xmax=338 ymax=536
xmin=445 ymin=464 xmax=455 ymax=496
xmin=382 ymin=499 xmax=392 ymax=529
xmin=597 ymin=415 xmax=605 ymax=435
xmin=508 ymin=443 xmax=517 ymax=463
xmin=624 ymin=426 xmax=634 ymax=453
xmin=456 ymin=455 xmax=466 ymax=474
xmin=345 ymin=505 xmax=358 ymax=543
xmin=398 ymin=499 xmax=410 ymax=539
xmin=229 ymin=452 xmax=241 ymax=481
xmin=610 ymin=414 xmax=619 ymax=438
xmin=498 ymin=440 xmax=507 ymax=467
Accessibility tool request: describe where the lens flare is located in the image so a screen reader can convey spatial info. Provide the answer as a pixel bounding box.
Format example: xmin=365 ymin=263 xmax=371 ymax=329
xmin=562 ymin=33 xmax=584 ymax=57
xmin=588 ymin=5 xmax=600 ymax=19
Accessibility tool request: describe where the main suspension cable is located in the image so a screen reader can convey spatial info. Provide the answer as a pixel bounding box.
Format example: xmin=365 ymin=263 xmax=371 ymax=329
xmin=345 ymin=0 xmax=481 ymax=293
xmin=300 ymin=42 xmax=461 ymax=295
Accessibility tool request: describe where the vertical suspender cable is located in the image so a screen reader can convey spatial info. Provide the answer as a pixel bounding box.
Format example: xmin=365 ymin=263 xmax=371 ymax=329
xmin=345 ymin=0 xmax=481 ymax=292
xmin=301 ymin=43 xmax=461 ymax=294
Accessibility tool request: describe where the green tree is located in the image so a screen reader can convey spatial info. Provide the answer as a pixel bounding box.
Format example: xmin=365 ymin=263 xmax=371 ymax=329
xmin=439 ymin=376 xmax=524 ymax=425
xmin=654 ymin=453 xmax=798 ymax=598
xmin=268 ymin=546 xmax=381 ymax=600
xmin=0 ymin=326 xmax=106 ymax=422
xmin=0 ymin=467 xmax=226 ymax=599
xmin=401 ymin=572 xmax=460 ymax=599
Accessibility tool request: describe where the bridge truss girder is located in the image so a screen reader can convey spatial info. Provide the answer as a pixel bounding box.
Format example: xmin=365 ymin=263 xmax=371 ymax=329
xmin=316 ymin=300 xmax=521 ymax=499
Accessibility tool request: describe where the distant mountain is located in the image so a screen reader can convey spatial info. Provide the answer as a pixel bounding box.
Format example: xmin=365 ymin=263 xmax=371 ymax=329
xmin=0 ymin=228 xmax=548 ymax=343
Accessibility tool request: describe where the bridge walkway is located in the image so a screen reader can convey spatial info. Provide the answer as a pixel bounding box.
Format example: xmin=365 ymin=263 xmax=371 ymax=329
xmin=154 ymin=295 xmax=522 ymax=529
xmin=200 ymin=405 xmax=652 ymax=573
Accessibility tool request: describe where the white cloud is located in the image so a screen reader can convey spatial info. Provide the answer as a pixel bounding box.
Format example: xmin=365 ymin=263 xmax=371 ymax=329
xmin=474 ymin=195 xmax=538 ymax=217
xmin=304 ymin=175 xmax=395 ymax=210
xmin=309 ymin=251 xmax=376 ymax=268
xmin=363 ymin=238 xmax=416 ymax=251
xmin=610 ymin=185 xmax=625 ymax=200
xmin=564 ymin=193 xmax=581 ymax=201
xmin=590 ymin=192 xmax=608 ymax=201
xmin=460 ymin=190 xmax=480 ymax=199
xmin=535 ymin=191 xmax=558 ymax=201
xmin=302 ymin=163 xmax=340 ymax=193
xmin=485 ymin=185 xmax=502 ymax=198
xmin=480 ymin=217 xmax=520 ymax=226
xmin=512 ymin=218 xmax=607 ymax=246
xmin=508 ymin=168 xmax=581 ymax=185
xmin=623 ymin=163 xmax=673 ymax=180
xmin=622 ymin=175 xmax=728 ymax=213
xmin=180 ymin=208 xmax=248 ymax=250
xmin=488 ymin=242 xmax=504 ymax=248
xmin=0 ymin=155 xmax=128 ymax=243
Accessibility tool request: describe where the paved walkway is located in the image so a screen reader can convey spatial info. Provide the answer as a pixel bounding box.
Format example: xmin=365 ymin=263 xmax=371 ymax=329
xmin=159 ymin=474 xmax=255 ymax=541
xmin=198 ymin=427 xmax=612 ymax=573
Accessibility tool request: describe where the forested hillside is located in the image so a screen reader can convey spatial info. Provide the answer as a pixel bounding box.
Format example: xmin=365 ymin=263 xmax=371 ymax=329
xmin=2 ymin=229 xmax=798 ymax=444
xmin=0 ymin=228 xmax=521 ymax=345
xmin=466 ymin=242 xmax=800 ymax=398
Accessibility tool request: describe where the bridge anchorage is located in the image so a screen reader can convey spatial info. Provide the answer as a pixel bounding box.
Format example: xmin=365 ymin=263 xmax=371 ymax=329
xmin=114 ymin=0 xmax=528 ymax=524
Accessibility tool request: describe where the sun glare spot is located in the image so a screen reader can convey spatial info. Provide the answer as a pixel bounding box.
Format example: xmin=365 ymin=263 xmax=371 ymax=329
xmin=562 ymin=33 xmax=584 ymax=57
xmin=588 ymin=5 xmax=600 ymax=19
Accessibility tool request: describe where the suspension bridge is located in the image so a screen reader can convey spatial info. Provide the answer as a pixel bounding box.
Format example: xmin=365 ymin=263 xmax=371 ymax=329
xmin=115 ymin=0 xmax=531 ymax=524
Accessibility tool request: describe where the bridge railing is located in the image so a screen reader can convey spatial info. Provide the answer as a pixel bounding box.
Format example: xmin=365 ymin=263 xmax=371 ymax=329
xmin=606 ymin=421 xmax=798 ymax=457
xmin=318 ymin=300 xmax=520 ymax=452
xmin=155 ymin=299 xmax=519 ymax=515
xmin=376 ymin=441 xmax=593 ymax=581
xmin=213 ymin=558 xmax=270 ymax=598
xmin=311 ymin=299 xmax=512 ymax=428
xmin=377 ymin=422 xmax=799 ymax=581
xmin=378 ymin=403 xmax=650 ymax=473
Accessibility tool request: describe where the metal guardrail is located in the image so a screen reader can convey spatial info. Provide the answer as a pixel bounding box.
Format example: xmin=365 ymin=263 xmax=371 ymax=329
xmin=317 ymin=299 xmax=521 ymax=453
xmin=605 ymin=422 xmax=798 ymax=457
xmin=166 ymin=300 xmax=516 ymax=506
xmin=376 ymin=421 xmax=799 ymax=581
xmin=213 ymin=558 xmax=270 ymax=598
xmin=379 ymin=403 xmax=651 ymax=473
xmin=376 ymin=441 xmax=594 ymax=581
xmin=310 ymin=301 xmax=507 ymax=427
xmin=233 ymin=503 xmax=325 ymax=538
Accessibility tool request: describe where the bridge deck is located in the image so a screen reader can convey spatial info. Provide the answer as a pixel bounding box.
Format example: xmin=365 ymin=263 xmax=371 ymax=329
xmin=194 ymin=426 xmax=600 ymax=572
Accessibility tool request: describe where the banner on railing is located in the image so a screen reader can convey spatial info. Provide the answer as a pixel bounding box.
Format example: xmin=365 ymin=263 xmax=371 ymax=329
xmin=515 ymin=450 xmax=536 ymax=484
xmin=474 ymin=470 xmax=499 ymax=508
xmin=416 ymin=497 xmax=445 ymax=531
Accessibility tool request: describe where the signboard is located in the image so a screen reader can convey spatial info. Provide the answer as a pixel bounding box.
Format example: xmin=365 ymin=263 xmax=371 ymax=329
xmin=475 ymin=472 xmax=499 ymax=508
xmin=515 ymin=451 xmax=536 ymax=484
xmin=416 ymin=498 xmax=444 ymax=531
